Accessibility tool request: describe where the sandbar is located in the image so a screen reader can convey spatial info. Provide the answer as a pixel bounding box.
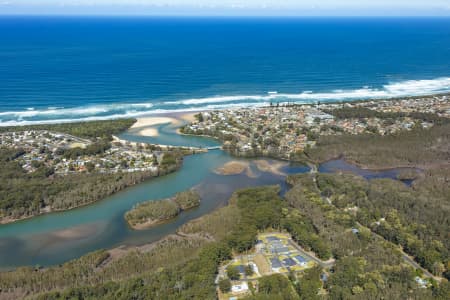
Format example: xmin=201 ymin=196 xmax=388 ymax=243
xmin=131 ymin=117 xmax=181 ymax=129
xmin=215 ymin=161 xmax=250 ymax=175
xmin=138 ymin=127 xmax=159 ymax=137
xmin=254 ymin=159 xmax=288 ymax=176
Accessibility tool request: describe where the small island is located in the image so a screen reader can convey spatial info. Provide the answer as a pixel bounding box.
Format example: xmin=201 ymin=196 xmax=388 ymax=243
xmin=125 ymin=190 xmax=201 ymax=229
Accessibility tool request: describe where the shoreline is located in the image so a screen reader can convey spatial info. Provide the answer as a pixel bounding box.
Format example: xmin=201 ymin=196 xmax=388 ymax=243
xmin=127 ymin=218 xmax=170 ymax=230
xmin=3 ymin=92 xmax=444 ymax=225
xmin=314 ymin=155 xmax=439 ymax=172
xmin=0 ymin=168 xmax=179 ymax=226
xmin=2 ymin=92 xmax=448 ymax=128
xmin=0 ymin=114 xmax=202 ymax=226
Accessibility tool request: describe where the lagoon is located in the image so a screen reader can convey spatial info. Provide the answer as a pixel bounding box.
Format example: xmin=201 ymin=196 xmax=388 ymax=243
xmin=0 ymin=120 xmax=415 ymax=270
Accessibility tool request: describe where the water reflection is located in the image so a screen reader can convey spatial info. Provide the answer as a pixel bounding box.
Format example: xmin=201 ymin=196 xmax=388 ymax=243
xmin=318 ymin=159 xmax=419 ymax=185
xmin=0 ymin=121 xmax=418 ymax=269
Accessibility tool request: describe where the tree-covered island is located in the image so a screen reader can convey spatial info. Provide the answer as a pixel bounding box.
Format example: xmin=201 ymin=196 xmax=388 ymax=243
xmin=125 ymin=190 xmax=201 ymax=229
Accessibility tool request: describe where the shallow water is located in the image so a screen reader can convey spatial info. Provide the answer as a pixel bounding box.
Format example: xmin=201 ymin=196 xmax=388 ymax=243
xmin=0 ymin=124 xmax=417 ymax=269
xmin=0 ymin=124 xmax=293 ymax=269
xmin=318 ymin=159 xmax=418 ymax=185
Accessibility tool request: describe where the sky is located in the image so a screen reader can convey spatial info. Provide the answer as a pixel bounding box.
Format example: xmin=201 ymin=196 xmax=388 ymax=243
xmin=1 ymin=0 xmax=450 ymax=16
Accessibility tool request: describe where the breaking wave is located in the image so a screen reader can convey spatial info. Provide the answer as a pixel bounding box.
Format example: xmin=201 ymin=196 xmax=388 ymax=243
xmin=1 ymin=77 xmax=449 ymax=126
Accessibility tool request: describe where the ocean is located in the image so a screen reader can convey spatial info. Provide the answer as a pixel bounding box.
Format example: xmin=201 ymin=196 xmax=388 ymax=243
xmin=0 ymin=16 xmax=449 ymax=125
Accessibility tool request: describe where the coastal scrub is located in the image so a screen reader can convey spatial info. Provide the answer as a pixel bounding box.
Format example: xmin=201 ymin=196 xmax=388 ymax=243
xmin=125 ymin=190 xmax=201 ymax=229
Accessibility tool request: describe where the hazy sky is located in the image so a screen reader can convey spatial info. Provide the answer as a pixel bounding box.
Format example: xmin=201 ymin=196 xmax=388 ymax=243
xmin=1 ymin=0 xmax=450 ymax=16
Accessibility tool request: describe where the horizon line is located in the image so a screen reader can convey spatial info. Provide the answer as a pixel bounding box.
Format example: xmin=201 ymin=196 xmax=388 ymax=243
xmin=1 ymin=14 xmax=450 ymax=18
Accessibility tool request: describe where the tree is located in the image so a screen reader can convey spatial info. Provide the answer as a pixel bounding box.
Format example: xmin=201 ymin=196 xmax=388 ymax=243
xmin=196 ymin=113 xmax=204 ymax=122
xmin=85 ymin=162 xmax=95 ymax=173
xmin=258 ymin=274 xmax=293 ymax=296
xmin=296 ymin=266 xmax=322 ymax=300
xmin=226 ymin=265 xmax=240 ymax=280
xmin=219 ymin=278 xmax=231 ymax=293
xmin=245 ymin=264 xmax=254 ymax=276
xmin=432 ymin=262 xmax=445 ymax=277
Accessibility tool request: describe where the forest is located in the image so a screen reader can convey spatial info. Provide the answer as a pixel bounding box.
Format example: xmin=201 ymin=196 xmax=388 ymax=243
xmin=306 ymin=122 xmax=450 ymax=169
xmin=324 ymin=107 xmax=450 ymax=126
xmin=1 ymin=181 xmax=448 ymax=299
xmin=287 ymin=172 xmax=449 ymax=280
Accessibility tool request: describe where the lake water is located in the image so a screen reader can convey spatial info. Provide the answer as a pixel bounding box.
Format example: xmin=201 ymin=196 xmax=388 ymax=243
xmin=0 ymin=122 xmax=416 ymax=269
xmin=0 ymin=17 xmax=436 ymax=268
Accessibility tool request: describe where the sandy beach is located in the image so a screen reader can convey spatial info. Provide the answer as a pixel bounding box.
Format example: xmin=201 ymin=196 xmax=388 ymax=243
xmin=131 ymin=112 xmax=197 ymax=137
xmin=178 ymin=112 xmax=197 ymax=123
xmin=131 ymin=116 xmax=180 ymax=129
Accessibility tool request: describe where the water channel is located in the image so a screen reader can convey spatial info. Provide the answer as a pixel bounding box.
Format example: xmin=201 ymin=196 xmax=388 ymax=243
xmin=0 ymin=120 xmax=415 ymax=269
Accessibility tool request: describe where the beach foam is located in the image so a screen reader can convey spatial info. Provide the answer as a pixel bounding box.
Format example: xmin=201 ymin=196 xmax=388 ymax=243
xmin=1 ymin=77 xmax=449 ymax=126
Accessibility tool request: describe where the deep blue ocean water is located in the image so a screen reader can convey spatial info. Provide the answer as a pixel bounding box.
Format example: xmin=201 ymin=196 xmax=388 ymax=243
xmin=0 ymin=17 xmax=449 ymax=125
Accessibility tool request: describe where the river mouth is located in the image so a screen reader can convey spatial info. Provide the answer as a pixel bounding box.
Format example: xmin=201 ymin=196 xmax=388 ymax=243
xmin=0 ymin=115 xmax=418 ymax=270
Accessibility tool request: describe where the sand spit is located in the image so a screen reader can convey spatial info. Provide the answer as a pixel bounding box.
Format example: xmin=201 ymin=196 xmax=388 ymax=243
xmin=214 ymin=161 xmax=250 ymax=175
xmin=254 ymin=159 xmax=288 ymax=176
xmin=131 ymin=117 xmax=181 ymax=129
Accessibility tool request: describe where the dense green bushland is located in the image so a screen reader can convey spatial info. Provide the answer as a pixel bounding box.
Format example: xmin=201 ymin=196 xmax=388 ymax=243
xmin=125 ymin=198 xmax=180 ymax=228
xmin=325 ymin=107 xmax=450 ymax=125
xmin=174 ymin=190 xmax=201 ymax=210
xmin=285 ymin=173 xmax=449 ymax=299
xmin=125 ymin=190 xmax=201 ymax=228
xmin=306 ymin=123 xmax=450 ymax=168
xmin=288 ymin=172 xmax=449 ymax=279
xmin=3 ymin=180 xmax=448 ymax=299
